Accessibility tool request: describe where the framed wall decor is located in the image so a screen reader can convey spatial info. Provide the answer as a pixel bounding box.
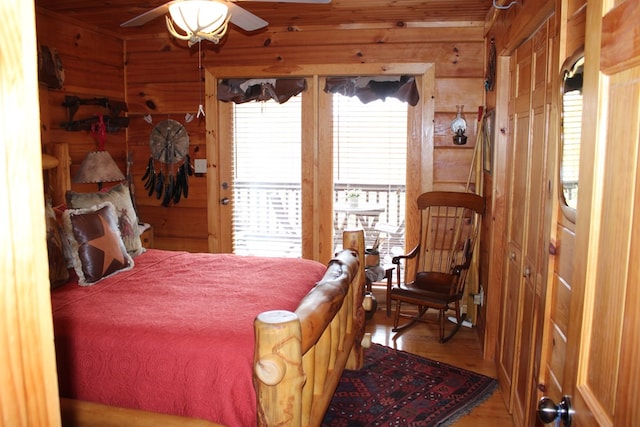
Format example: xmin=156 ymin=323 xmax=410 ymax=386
xmin=483 ymin=109 xmax=495 ymax=173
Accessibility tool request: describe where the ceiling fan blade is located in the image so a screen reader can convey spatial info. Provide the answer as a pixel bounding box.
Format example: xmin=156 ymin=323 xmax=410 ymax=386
xmin=227 ymin=2 xmax=268 ymax=31
xmin=121 ymin=1 xmax=176 ymax=27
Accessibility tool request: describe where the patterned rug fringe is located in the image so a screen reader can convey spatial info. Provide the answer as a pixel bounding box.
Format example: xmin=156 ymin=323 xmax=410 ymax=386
xmin=436 ymin=380 xmax=498 ymax=426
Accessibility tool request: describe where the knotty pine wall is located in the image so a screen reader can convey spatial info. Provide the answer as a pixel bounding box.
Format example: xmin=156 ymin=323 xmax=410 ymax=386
xmin=36 ymin=8 xmax=126 ymax=202
xmin=126 ymin=25 xmax=485 ymax=251
xmin=35 ymin=8 xmax=485 ymax=254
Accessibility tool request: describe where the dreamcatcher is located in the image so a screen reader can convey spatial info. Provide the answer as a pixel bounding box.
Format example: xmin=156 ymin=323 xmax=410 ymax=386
xmin=142 ymin=118 xmax=194 ymax=207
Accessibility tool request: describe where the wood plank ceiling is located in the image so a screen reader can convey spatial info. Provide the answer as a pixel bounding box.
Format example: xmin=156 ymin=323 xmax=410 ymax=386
xmin=34 ymin=0 xmax=495 ymax=36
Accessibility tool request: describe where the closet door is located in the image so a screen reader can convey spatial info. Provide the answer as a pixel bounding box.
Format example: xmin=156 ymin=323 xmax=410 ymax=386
xmin=497 ymin=39 xmax=531 ymax=411
xmin=497 ymin=20 xmax=552 ymax=427
xmin=513 ymin=24 xmax=551 ymax=426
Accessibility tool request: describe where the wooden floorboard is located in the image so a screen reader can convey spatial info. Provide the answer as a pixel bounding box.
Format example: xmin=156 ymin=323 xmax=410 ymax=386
xmin=365 ymin=305 xmax=514 ymax=427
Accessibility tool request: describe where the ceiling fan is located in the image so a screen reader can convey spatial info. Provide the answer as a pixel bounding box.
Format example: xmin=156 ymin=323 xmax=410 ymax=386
xmin=121 ymin=0 xmax=331 ymax=33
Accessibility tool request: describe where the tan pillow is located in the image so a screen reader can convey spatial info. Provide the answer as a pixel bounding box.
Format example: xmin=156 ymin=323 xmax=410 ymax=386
xmin=66 ymin=183 xmax=144 ymax=257
xmin=62 ymin=202 xmax=134 ymax=286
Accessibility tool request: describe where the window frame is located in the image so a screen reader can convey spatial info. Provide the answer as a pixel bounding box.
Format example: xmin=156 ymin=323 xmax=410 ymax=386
xmin=206 ymin=63 xmax=433 ymax=264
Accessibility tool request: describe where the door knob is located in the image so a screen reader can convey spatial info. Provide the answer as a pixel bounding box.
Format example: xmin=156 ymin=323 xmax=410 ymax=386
xmin=537 ymin=395 xmax=573 ymax=426
xmin=220 ymin=197 xmax=230 ymax=205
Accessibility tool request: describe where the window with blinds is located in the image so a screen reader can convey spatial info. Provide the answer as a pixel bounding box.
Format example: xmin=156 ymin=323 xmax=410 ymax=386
xmin=560 ymin=55 xmax=583 ymax=213
xmin=231 ymin=96 xmax=302 ymax=257
xmin=332 ymin=94 xmax=408 ymax=264
xmin=561 ymin=89 xmax=582 ymax=209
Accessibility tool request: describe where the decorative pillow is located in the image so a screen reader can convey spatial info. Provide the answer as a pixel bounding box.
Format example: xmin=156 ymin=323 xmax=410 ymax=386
xmin=45 ymin=200 xmax=69 ymax=288
xmin=53 ymin=203 xmax=75 ymax=268
xmin=66 ymin=183 xmax=144 ymax=257
xmin=62 ymin=202 xmax=134 ymax=286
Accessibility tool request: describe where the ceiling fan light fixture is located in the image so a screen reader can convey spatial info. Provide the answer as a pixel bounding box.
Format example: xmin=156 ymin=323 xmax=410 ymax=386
xmin=167 ymin=0 xmax=230 ymax=46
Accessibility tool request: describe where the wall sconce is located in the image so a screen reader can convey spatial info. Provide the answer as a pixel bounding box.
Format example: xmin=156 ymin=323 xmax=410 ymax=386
xmin=166 ymin=0 xmax=231 ymax=46
xmin=451 ymin=105 xmax=468 ymax=145
xmin=73 ymin=151 xmax=125 ymax=190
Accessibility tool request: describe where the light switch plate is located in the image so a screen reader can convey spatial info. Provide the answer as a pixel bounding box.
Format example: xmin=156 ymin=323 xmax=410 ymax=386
xmin=194 ymin=158 xmax=207 ymax=174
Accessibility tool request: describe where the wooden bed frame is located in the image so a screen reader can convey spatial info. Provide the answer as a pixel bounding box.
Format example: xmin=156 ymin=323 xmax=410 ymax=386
xmin=47 ymin=143 xmax=368 ymax=427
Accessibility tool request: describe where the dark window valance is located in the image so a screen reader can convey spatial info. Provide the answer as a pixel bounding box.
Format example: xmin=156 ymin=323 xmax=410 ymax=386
xmin=217 ymin=78 xmax=307 ymax=104
xmin=324 ymin=75 xmax=419 ymax=106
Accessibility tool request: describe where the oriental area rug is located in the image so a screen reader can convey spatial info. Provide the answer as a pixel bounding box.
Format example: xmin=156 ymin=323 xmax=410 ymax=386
xmin=322 ymin=343 xmax=498 ymax=426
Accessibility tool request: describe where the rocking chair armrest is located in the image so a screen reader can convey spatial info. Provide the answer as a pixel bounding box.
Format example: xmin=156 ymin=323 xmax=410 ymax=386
xmin=452 ymin=242 xmax=475 ymax=275
xmin=391 ymin=245 xmax=419 ymax=265
xmin=391 ymin=246 xmax=419 ymax=306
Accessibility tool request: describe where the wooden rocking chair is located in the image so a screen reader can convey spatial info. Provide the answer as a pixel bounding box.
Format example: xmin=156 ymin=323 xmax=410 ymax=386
xmin=388 ymin=191 xmax=485 ymax=342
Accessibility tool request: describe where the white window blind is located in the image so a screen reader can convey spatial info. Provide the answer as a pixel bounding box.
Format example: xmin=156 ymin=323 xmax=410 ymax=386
xmin=561 ymin=89 xmax=582 ymax=209
xmin=332 ymin=94 xmax=408 ymax=263
xmin=232 ymin=96 xmax=302 ymax=257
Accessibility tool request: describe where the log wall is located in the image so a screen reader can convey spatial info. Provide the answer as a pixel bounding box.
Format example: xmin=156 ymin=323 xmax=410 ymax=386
xmin=36 ymin=8 xmax=126 ymax=198
xmin=125 ymin=25 xmax=485 ymax=251
xmin=35 ymin=10 xmax=485 ymax=254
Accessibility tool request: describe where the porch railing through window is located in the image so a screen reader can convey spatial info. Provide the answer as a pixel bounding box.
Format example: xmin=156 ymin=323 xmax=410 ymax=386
xmin=232 ymin=182 xmax=302 ymax=257
xmin=333 ymin=183 xmax=406 ymax=264
xmin=232 ymin=183 xmax=406 ymax=260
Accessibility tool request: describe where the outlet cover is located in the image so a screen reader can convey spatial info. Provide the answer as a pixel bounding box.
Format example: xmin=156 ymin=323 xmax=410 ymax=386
xmin=194 ymin=158 xmax=207 ymax=174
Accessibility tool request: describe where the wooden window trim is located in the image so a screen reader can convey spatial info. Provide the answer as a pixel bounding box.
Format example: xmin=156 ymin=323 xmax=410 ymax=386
xmin=205 ymin=63 xmax=434 ymax=263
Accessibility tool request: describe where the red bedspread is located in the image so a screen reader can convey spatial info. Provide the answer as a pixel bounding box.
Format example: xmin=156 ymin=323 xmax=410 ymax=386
xmin=52 ymin=249 xmax=326 ymax=426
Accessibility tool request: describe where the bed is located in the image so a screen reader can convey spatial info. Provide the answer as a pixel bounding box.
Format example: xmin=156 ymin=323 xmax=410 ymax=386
xmin=44 ymin=143 xmax=368 ymax=427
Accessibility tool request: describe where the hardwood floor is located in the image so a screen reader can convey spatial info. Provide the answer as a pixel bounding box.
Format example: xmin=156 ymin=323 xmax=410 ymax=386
xmin=364 ymin=303 xmax=514 ymax=426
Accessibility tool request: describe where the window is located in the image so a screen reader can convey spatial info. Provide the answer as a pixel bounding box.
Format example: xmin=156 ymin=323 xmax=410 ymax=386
xmin=560 ymin=53 xmax=584 ymax=221
xmin=231 ymin=96 xmax=302 ymax=257
xmin=332 ymin=94 xmax=407 ymax=264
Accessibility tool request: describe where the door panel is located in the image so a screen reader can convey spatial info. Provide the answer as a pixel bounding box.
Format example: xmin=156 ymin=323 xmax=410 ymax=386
xmin=558 ymin=0 xmax=640 ymax=425
xmin=573 ymin=65 xmax=640 ymax=425
xmin=498 ymin=41 xmax=532 ymax=413
xmin=536 ymin=3 xmax=584 ymax=423
xmin=499 ymin=241 xmax=522 ymax=399
xmin=499 ymin=21 xmax=553 ymax=426
xmin=514 ymin=23 xmax=552 ymax=426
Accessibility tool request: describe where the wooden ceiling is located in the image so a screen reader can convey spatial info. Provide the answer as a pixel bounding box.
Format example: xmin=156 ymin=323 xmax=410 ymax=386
xmin=34 ymin=0 xmax=494 ymax=36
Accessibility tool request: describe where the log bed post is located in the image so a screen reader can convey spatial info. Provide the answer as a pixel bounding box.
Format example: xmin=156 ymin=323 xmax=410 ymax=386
xmin=254 ymin=230 xmax=366 ymax=427
xmin=254 ymin=310 xmax=306 ymax=426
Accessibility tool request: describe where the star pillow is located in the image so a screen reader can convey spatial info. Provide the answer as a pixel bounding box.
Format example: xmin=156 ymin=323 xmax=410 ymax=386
xmin=66 ymin=183 xmax=144 ymax=257
xmin=62 ymin=201 xmax=134 ymax=286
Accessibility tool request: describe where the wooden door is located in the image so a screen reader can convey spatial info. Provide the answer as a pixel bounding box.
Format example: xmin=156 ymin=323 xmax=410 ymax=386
xmin=550 ymin=0 xmax=640 ymax=424
xmin=498 ymin=19 xmax=553 ymax=426
xmin=1 ymin=0 xmax=62 ymax=424
xmin=497 ymin=38 xmax=531 ymax=411
xmin=514 ymin=23 xmax=552 ymax=426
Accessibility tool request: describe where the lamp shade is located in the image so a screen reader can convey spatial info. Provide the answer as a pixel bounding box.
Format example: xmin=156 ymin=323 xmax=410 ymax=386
xmin=169 ymin=0 xmax=229 ymax=34
xmin=73 ymin=151 xmax=125 ymax=185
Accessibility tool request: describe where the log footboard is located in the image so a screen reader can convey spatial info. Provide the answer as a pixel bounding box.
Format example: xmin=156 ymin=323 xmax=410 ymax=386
xmin=254 ymin=230 xmax=366 ymax=427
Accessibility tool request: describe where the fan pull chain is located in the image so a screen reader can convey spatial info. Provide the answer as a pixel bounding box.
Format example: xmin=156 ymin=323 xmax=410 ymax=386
xmin=197 ymin=43 xmax=205 ymax=118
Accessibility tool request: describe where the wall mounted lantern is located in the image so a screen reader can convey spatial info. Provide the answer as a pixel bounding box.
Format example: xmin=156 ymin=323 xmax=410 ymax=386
xmin=451 ymin=105 xmax=468 ymax=145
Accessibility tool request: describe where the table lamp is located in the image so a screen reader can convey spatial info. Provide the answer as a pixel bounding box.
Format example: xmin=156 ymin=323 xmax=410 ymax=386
xmin=73 ymin=150 xmax=124 ymax=190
